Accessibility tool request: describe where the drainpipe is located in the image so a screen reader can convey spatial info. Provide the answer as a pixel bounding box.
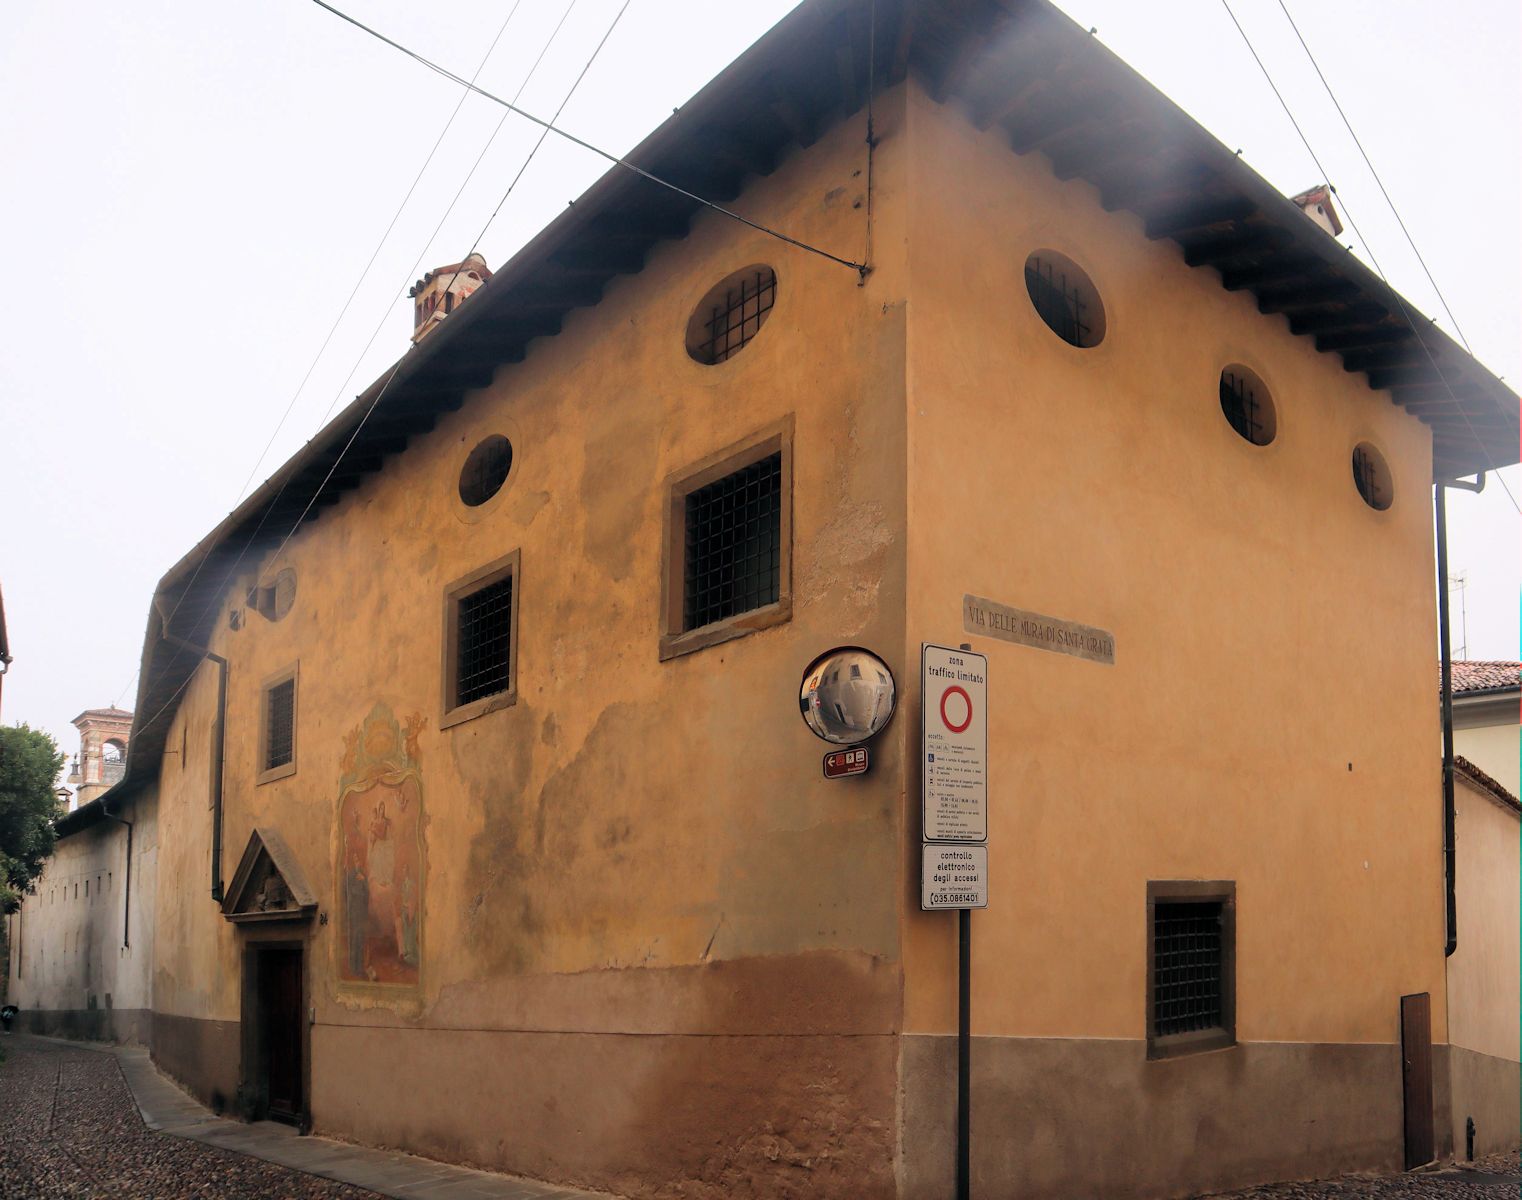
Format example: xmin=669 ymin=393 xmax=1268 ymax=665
xmin=1435 ymin=472 xmax=1485 ymax=958
xmin=158 ymin=621 xmax=229 ymax=905
xmin=100 ymin=804 xmax=133 ymax=948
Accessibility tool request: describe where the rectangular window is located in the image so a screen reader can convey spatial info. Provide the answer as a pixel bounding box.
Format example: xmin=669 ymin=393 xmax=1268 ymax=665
xmin=442 ymin=550 xmax=520 ymax=728
xmin=661 ymin=420 xmax=792 ymax=661
xmin=257 ymin=665 xmax=298 ymax=785
xmin=1146 ymin=881 xmax=1235 ymax=1059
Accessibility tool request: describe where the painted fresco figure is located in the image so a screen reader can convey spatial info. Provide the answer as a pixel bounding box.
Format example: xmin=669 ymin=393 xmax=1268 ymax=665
xmin=342 ymin=809 xmax=369 ymax=978
xmin=335 ymin=703 xmax=426 ymax=990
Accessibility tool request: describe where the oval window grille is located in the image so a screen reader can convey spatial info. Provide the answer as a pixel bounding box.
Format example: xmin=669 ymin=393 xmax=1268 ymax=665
xmin=686 ymin=265 xmax=777 ymax=365
xmin=248 ymin=567 xmax=297 ymax=623
xmin=1351 ymin=442 xmax=1393 ymax=511
xmin=1024 ymin=250 xmax=1106 ymax=348
xmin=459 ymin=435 xmax=514 ymax=507
xmin=1219 ymin=365 xmax=1276 ymax=446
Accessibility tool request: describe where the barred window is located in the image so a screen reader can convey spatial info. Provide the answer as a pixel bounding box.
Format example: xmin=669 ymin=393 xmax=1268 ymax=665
xmin=661 ymin=424 xmax=792 ymax=661
xmin=1024 ymin=250 xmax=1105 ymax=348
xmin=684 ymin=453 xmax=782 ymax=631
xmin=258 ymin=668 xmax=298 ymax=784
xmin=442 ymin=551 xmax=520 ymax=727
xmin=1147 ymin=883 xmax=1235 ymax=1059
xmin=459 ymin=435 xmax=514 ymax=507
xmin=1352 ymin=442 xmax=1393 ymax=511
xmin=686 ymin=266 xmax=777 ymax=365
xmin=1219 ymin=365 xmax=1276 ymax=446
xmin=1153 ymin=902 xmax=1223 ymax=1036
xmin=456 ymin=575 xmax=513 ymax=705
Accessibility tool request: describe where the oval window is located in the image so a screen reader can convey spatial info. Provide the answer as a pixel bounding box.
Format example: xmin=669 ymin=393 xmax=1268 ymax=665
xmin=1351 ymin=443 xmax=1393 ymax=510
xmin=1219 ymin=365 xmax=1276 ymax=446
xmin=1024 ymin=250 xmax=1105 ymax=348
xmin=686 ymin=265 xmax=777 ymax=365
xmin=459 ymin=435 xmax=514 ymax=507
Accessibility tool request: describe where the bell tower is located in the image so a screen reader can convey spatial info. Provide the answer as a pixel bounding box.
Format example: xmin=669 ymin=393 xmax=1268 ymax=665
xmin=66 ymin=706 xmax=133 ymax=809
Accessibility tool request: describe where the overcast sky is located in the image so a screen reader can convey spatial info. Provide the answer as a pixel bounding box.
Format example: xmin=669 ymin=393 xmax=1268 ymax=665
xmin=2 ymin=0 xmax=1516 ymax=769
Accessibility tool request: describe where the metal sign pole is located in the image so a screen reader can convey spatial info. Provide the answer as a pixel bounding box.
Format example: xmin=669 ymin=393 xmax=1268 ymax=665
xmin=958 ymin=906 xmax=971 ymax=1200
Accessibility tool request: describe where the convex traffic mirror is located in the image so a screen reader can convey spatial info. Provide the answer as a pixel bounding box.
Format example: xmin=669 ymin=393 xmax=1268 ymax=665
xmin=799 ymin=647 xmax=896 ymax=744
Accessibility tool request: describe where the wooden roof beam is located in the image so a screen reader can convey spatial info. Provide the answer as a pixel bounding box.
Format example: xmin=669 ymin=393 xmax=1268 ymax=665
xmin=1392 ymin=383 xmax=1487 ymax=407
xmin=1098 ymin=159 xmax=1210 ymax=214
xmin=1182 ymin=227 xmax=1290 ymax=268
xmin=1368 ymin=364 xmax=1450 ymax=390
xmin=1287 ymin=304 xmax=1387 ymax=336
xmin=1218 ymin=257 xmax=1322 ymax=292
xmin=1006 ymin=91 xmax=1121 ymax=156
xmin=1340 ymin=345 xmax=1439 ymax=374
xmin=1143 ymin=196 xmax=1257 ymax=240
xmin=1316 ymin=326 xmax=1414 ymax=353
xmin=765 ymin=76 xmax=822 ymax=148
xmin=1256 ymin=280 xmax=1361 ymax=315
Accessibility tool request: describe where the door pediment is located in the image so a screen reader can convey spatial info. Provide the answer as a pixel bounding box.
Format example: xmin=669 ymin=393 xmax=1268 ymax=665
xmin=223 ymin=827 xmax=317 ymax=924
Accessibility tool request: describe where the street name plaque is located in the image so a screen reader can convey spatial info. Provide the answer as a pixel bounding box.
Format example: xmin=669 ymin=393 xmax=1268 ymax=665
xmin=963 ymin=594 xmax=1114 ymax=666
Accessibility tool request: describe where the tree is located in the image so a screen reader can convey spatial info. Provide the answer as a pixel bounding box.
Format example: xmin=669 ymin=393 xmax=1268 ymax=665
xmin=0 ymin=723 xmax=65 ymax=913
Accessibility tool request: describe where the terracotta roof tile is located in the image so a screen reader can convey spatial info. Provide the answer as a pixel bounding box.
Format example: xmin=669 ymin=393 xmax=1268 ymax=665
xmin=1454 ymin=755 xmax=1521 ymax=814
xmin=1450 ymin=661 xmax=1520 ymax=695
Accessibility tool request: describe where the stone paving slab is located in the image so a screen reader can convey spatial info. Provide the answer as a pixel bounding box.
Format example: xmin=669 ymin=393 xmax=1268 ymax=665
xmin=22 ymin=1034 xmax=619 ymax=1200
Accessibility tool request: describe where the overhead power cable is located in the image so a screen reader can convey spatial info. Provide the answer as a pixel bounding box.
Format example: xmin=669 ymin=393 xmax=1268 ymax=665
xmin=252 ymin=0 xmax=603 ymax=591
xmin=120 ymin=2 xmax=602 ymax=741
xmin=1275 ymin=0 xmax=1476 ymax=357
xmin=308 ymin=0 xmax=870 ymax=276
xmin=314 ymin=0 xmax=585 ymax=430
xmin=109 ymin=1 xmax=530 ymax=712
xmin=233 ymin=0 xmax=529 ymax=505
xmin=420 ymin=0 xmax=635 ymax=348
xmin=1218 ymin=0 xmax=1519 ymax=514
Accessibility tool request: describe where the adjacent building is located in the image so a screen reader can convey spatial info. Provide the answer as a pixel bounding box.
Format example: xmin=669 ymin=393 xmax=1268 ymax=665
xmin=6 ymin=709 xmax=154 ymax=1044
xmin=1452 ymin=660 xmax=1520 ymax=796
xmin=8 ymin=1 xmax=1519 ymax=1196
xmin=1445 ymin=660 xmax=1520 ymax=1160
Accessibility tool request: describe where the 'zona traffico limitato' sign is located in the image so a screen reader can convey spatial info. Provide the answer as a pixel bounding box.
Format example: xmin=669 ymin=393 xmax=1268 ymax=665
xmin=921 ymin=643 xmax=988 ymax=843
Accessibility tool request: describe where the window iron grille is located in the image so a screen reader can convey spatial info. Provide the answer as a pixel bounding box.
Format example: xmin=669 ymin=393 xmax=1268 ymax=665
xmin=459 ymin=436 xmax=514 ymax=507
xmin=265 ymin=679 xmax=295 ymax=772
xmin=456 ymin=574 xmax=514 ymax=706
xmin=1153 ymin=901 xmax=1224 ymax=1038
xmin=693 ymin=269 xmax=776 ymax=365
xmin=1352 ymin=445 xmax=1386 ymax=509
xmin=684 ymin=452 xmax=782 ymax=631
xmin=1025 ymin=257 xmax=1091 ymax=348
xmin=1220 ymin=370 xmax=1267 ymax=444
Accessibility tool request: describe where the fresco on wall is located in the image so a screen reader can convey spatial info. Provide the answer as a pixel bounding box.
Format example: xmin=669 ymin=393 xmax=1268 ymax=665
xmin=335 ymin=703 xmax=426 ymax=990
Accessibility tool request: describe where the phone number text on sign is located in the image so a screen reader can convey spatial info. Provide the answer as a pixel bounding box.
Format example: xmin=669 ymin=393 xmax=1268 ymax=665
xmin=921 ymin=844 xmax=988 ymax=909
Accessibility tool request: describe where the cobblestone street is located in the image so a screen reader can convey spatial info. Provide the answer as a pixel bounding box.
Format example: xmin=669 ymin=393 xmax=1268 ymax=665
xmin=0 ymin=1038 xmax=382 ymax=1199
xmin=1195 ymin=1154 xmax=1522 ymax=1200
xmin=1 ymin=1035 xmax=1517 ymax=1199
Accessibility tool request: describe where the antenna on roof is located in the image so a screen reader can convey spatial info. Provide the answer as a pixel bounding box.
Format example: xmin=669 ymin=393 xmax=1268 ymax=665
xmin=1447 ymin=571 xmax=1468 ymax=661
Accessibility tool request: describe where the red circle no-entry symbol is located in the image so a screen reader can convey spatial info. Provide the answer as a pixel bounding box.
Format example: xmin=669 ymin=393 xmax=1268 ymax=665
xmin=939 ymin=685 xmax=973 ymax=734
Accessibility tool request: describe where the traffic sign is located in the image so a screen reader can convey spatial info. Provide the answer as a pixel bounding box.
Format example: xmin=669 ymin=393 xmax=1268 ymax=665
xmin=921 ymin=644 xmax=988 ymax=842
xmin=822 ymin=746 xmax=869 ymax=778
xmin=921 ymin=844 xmax=988 ymax=910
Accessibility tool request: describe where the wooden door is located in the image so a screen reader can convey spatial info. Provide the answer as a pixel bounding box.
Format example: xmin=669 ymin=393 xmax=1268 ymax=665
xmin=260 ymin=949 xmax=304 ymax=1123
xmin=1400 ymin=992 xmax=1434 ymax=1169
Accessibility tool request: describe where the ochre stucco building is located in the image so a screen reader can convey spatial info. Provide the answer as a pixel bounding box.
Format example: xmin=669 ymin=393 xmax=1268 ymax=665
xmin=8 ymin=1 xmax=1520 ymax=1196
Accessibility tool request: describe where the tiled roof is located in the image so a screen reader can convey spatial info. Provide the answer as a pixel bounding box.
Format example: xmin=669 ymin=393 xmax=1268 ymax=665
xmin=1451 ymin=661 xmax=1520 ymax=695
xmin=1454 ymin=755 xmax=1521 ymax=815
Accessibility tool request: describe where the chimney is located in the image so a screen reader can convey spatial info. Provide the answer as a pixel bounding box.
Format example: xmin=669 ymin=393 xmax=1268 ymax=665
xmin=1291 ymin=185 xmax=1343 ymax=238
xmin=408 ymin=252 xmax=492 ymax=344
